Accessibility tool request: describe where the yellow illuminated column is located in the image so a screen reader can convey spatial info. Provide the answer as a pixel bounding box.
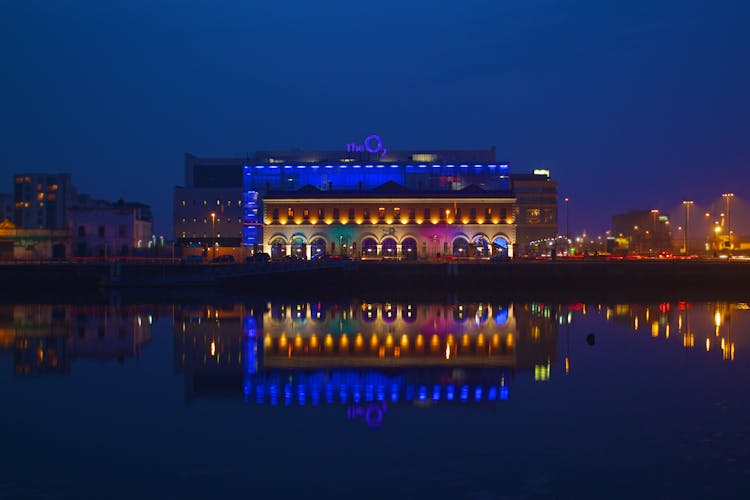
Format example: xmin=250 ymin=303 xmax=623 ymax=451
xmin=396 ymin=243 xmax=402 ymax=260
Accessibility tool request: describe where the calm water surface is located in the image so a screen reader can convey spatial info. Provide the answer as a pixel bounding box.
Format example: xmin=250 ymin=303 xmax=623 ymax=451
xmin=1 ymin=299 xmax=749 ymax=499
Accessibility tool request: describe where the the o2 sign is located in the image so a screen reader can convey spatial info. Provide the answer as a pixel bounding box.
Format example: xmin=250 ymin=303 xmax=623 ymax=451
xmin=346 ymin=135 xmax=387 ymax=157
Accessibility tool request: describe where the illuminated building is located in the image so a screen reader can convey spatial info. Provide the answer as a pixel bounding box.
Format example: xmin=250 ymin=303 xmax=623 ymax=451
xmin=176 ymin=146 xmax=559 ymax=258
xmin=510 ymin=172 xmax=559 ymax=252
xmin=244 ymin=148 xmax=520 ymax=258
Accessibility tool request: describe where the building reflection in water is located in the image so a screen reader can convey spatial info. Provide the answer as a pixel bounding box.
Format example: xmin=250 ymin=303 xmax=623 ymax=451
xmin=173 ymin=301 xmax=558 ymax=427
xmin=593 ymin=302 xmax=739 ymax=361
xmin=0 ymin=304 xmax=154 ymax=375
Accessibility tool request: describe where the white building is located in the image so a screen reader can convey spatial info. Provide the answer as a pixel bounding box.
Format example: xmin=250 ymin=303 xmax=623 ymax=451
xmin=69 ymin=200 xmax=153 ymax=257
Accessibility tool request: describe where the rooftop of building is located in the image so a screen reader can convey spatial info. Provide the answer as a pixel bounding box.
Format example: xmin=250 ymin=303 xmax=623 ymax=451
xmin=264 ymin=181 xmax=514 ymax=199
xmin=70 ymin=198 xmax=153 ymax=221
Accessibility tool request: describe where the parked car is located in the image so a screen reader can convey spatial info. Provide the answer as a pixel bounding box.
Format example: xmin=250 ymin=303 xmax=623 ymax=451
xmin=210 ymin=254 xmax=235 ymax=264
xmin=180 ymin=255 xmax=204 ymax=264
xmin=490 ymin=254 xmax=510 ymax=262
xmin=246 ymin=252 xmax=270 ymax=263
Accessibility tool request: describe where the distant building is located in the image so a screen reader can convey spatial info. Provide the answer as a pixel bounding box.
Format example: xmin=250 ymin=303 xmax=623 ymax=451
xmin=510 ymin=172 xmax=559 ymax=251
xmin=68 ymin=199 xmax=153 ymax=257
xmin=612 ymin=209 xmax=672 ymax=253
xmin=0 ymin=219 xmax=71 ymax=260
xmin=2 ymin=304 xmax=152 ymax=376
xmin=13 ymin=173 xmax=75 ymax=229
xmin=0 ymin=193 xmax=12 ymax=223
xmin=174 ymin=154 xmax=246 ymax=248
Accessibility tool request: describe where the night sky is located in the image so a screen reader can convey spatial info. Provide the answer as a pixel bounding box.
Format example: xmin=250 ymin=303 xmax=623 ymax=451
xmin=2 ymin=0 xmax=748 ymax=235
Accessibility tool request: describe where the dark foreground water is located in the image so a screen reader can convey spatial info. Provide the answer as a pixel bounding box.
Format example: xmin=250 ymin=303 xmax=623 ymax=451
xmin=1 ymin=298 xmax=749 ymax=499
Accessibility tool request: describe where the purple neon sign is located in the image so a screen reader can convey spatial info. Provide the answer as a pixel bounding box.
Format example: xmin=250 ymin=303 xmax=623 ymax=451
xmin=346 ymin=135 xmax=387 ymax=157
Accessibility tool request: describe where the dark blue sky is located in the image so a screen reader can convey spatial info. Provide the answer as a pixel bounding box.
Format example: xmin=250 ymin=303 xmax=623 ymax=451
xmin=2 ymin=0 xmax=748 ymax=235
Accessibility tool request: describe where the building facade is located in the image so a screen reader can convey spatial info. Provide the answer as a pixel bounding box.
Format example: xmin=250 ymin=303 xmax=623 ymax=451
xmin=0 ymin=219 xmax=71 ymax=260
xmin=68 ymin=200 xmax=153 ymax=257
xmin=262 ymin=188 xmax=516 ymax=259
xmin=174 ymin=154 xmax=246 ymax=248
xmin=510 ymin=172 xmax=559 ymax=252
xmin=244 ymin=148 xmax=518 ymax=258
xmin=13 ymin=173 xmax=74 ymax=229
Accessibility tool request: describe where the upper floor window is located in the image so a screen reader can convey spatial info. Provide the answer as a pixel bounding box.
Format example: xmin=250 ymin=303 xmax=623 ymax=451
xmin=394 ymin=207 xmax=401 ymax=219
xmin=470 ymin=208 xmax=477 ymax=220
xmin=408 ymin=209 xmax=415 ymax=220
xmin=287 ymin=207 xmax=294 ymax=218
xmin=348 ymin=208 xmax=355 ymax=220
xmin=486 ymin=207 xmax=492 ymax=219
xmin=317 ymin=208 xmax=325 ymax=219
xmin=526 ymin=208 xmax=541 ymax=224
xmin=272 ymin=208 xmax=279 ymax=220
xmin=424 ymin=208 xmax=431 ymax=220
xmin=303 ymin=209 xmax=310 ymax=219
xmin=378 ymin=207 xmax=385 ymax=219
xmin=333 ymin=208 xmax=340 ymax=220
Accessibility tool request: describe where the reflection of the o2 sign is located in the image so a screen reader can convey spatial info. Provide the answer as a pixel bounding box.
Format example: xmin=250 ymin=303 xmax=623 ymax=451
xmin=347 ymin=401 xmax=387 ymax=428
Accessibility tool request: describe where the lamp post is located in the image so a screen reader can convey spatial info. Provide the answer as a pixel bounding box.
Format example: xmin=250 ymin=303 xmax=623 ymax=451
xmin=714 ymin=224 xmax=722 ymax=255
xmin=722 ymin=193 xmax=734 ymax=252
xmin=682 ymin=201 xmax=693 ymax=255
xmin=564 ymin=197 xmax=570 ymax=239
xmin=650 ymin=209 xmax=659 ymax=253
xmin=210 ymin=212 xmax=216 ymax=259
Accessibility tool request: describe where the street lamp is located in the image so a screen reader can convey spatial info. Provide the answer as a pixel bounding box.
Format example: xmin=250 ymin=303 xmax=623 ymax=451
xmin=651 ymin=209 xmax=659 ymax=253
xmin=682 ymin=201 xmax=693 ymax=255
xmin=210 ymin=212 xmax=216 ymax=258
xmin=714 ymin=224 xmax=722 ymax=255
xmin=722 ymin=193 xmax=734 ymax=252
xmin=564 ymin=197 xmax=570 ymax=239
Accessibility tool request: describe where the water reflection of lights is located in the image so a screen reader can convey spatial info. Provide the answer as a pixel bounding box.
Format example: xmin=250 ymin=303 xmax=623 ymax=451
xmin=171 ymin=301 xmax=548 ymax=427
xmin=557 ymin=301 xmax=742 ymax=363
